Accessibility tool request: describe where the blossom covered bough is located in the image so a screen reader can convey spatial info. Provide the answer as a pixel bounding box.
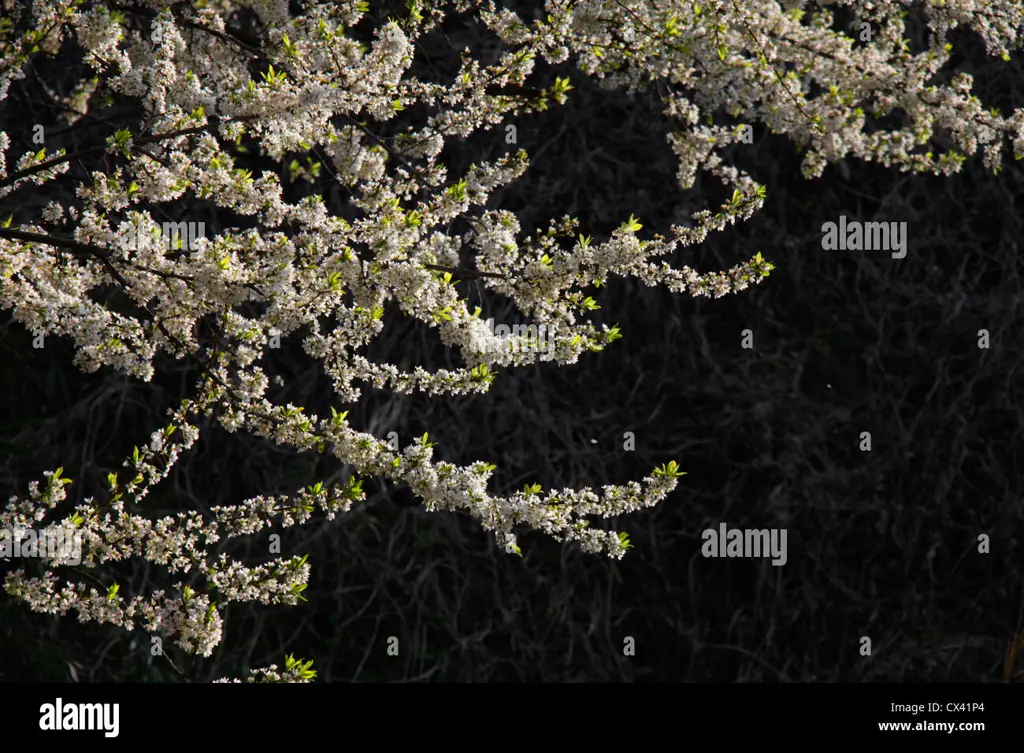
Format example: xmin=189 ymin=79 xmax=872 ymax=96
xmin=0 ymin=0 xmax=1019 ymax=680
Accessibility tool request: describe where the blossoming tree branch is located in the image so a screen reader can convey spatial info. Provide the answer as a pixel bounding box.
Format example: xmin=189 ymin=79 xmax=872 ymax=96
xmin=0 ymin=0 xmax=1020 ymax=679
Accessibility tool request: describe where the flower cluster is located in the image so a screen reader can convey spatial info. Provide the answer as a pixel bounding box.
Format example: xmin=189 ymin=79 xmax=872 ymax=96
xmin=213 ymin=654 xmax=317 ymax=683
xmin=0 ymin=0 xmax=1020 ymax=673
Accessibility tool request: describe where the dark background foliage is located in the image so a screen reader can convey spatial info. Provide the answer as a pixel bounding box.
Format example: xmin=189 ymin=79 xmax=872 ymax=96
xmin=1 ymin=1 xmax=1022 ymax=682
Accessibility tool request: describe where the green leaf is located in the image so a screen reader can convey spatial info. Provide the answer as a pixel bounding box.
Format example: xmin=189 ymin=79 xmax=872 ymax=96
xmin=446 ymin=179 xmax=467 ymax=201
xmin=653 ymin=460 xmax=686 ymax=479
xmin=470 ymin=363 xmax=495 ymax=384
